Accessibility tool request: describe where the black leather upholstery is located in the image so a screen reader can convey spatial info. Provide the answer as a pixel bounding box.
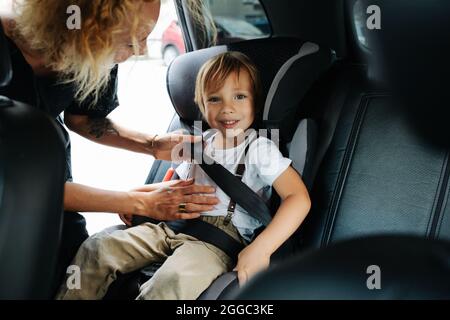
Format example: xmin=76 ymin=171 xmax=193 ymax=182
xmin=362 ymin=0 xmax=450 ymax=147
xmin=236 ymin=235 xmax=450 ymax=299
xmin=0 ymin=23 xmax=66 ymax=299
xmin=303 ymin=69 xmax=450 ymax=247
xmin=299 ymin=0 xmax=450 ymax=249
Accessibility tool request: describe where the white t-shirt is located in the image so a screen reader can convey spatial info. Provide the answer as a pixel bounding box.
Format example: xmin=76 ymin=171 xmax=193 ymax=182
xmin=175 ymin=131 xmax=292 ymax=242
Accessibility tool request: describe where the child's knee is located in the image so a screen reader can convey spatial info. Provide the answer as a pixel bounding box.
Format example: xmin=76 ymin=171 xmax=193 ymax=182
xmin=76 ymin=235 xmax=116 ymax=262
xmin=137 ymin=268 xmax=185 ymax=300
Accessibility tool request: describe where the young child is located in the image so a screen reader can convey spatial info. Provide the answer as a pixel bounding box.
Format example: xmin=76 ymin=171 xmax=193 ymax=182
xmin=56 ymin=52 xmax=311 ymax=300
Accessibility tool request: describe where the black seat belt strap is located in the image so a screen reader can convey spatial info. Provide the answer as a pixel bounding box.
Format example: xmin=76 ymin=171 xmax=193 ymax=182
xmin=223 ymin=162 xmax=246 ymax=226
xmin=175 ymin=219 xmax=245 ymax=263
xmin=223 ymin=137 xmax=252 ymax=225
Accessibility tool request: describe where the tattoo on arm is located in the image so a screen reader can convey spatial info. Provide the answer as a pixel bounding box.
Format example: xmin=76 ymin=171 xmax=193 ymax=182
xmin=88 ymin=118 xmax=120 ymax=139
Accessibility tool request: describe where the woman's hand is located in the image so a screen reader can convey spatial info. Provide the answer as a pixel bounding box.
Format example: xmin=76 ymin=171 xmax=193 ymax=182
xmin=118 ymin=180 xmax=204 ymax=225
xmin=130 ymin=179 xmax=219 ymax=221
xmin=150 ymin=132 xmax=201 ymax=161
xmin=234 ymin=243 xmax=271 ymax=286
xmin=119 ymin=213 xmax=133 ymax=226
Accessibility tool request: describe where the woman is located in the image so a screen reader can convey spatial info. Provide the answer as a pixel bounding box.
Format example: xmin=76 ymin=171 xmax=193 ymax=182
xmin=0 ymin=0 xmax=218 ymax=290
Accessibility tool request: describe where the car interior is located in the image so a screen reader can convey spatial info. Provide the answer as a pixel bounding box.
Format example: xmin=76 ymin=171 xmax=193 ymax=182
xmin=1 ymin=0 xmax=450 ymax=300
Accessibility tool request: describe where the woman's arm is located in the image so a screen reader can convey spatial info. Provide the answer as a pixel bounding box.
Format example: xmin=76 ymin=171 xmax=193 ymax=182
xmin=234 ymin=166 xmax=311 ymax=284
xmin=64 ymin=113 xmax=198 ymax=160
xmin=64 ymin=182 xmax=140 ymax=215
xmin=64 ymin=180 xmax=219 ymax=220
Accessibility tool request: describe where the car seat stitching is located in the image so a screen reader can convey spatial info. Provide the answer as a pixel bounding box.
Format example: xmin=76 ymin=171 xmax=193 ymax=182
xmin=322 ymin=94 xmax=382 ymax=247
xmin=426 ymin=154 xmax=447 ymax=236
xmin=428 ymin=151 xmax=450 ymax=239
xmin=435 ymin=183 xmax=450 ymax=239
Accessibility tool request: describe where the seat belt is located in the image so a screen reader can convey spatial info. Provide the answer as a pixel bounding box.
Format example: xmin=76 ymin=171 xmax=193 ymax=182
xmin=199 ymin=149 xmax=272 ymax=227
xmin=222 ymin=160 xmax=245 ymax=226
xmin=175 ymin=219 xmax=244 ymax=263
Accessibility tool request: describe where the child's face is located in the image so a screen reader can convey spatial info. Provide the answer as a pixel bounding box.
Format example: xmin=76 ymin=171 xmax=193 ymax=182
xmin=203 ymin=70 xmax=255 ymax=139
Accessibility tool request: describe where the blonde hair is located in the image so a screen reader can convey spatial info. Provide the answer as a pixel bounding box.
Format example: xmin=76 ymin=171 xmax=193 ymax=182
xmin=194 ymin=51 xmax=262 ymax=114
xmin=13 ymin=0 xmax=157 ymax=104
xmin=184 ymin=0 xmax=218 ymax=47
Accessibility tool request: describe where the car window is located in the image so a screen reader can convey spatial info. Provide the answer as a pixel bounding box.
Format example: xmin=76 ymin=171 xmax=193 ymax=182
xmin=204 ymin=0 xmax=271 ymax=45
xmin=187 ymin=0 xmax=272 ymax=50
xmin=214 ymin=16 xmax=264 ymax=37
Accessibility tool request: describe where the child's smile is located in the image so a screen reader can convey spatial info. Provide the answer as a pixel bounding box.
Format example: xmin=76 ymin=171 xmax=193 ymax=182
xmin=218 ymin=120 xmax=240 ymax=129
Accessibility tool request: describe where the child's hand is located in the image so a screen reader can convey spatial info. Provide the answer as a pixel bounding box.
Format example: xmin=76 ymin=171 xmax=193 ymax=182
xmin=233 ymin=243 xmax=271 ymax=286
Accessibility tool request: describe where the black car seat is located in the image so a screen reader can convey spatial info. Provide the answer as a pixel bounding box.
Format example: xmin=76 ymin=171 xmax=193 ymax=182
xmin=104 ymin=37 xmax=334 ymax=299
xmin=0 ymin=23 xmax=66 ymax=299
xmin=235 ymin=0 xmax=450 ymax=299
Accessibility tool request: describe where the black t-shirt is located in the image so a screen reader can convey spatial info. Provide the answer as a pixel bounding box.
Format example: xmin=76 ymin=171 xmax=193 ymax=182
xmin=0 ymin=33 xmax=120 ymax=181
xmin=0 ymin=34 xmax=119 ymax=118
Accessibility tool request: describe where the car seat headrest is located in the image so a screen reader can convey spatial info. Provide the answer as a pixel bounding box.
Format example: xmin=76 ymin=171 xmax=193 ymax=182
xmin=0 ymin=21 xmax=12 ymax=87
xmin=166 ymin=37 xmax=334 ymax=129
xmin=166 ymin=46 xmax=227 ymax=123
xmin=361 ymin=0 xmax=450 ymax=146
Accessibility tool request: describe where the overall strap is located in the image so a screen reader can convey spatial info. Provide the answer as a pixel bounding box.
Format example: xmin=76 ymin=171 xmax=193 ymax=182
xmin=223 ymin=136 xmax=255 ymax=226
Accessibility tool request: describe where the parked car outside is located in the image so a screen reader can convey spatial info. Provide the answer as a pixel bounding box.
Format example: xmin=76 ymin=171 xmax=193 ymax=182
xmin=161 ymin=16 xmax=267 ymax=65
xmin=161 ymin=20 xmax=186 ymax=66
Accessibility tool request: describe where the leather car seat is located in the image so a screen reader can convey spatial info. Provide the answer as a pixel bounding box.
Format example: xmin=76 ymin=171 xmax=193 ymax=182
xmin=0 ymin=22 xmax=66 ymax=299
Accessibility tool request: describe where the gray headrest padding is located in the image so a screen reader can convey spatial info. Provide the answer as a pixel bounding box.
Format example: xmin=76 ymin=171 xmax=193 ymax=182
xmin=263 ymin=42 xmax=320 ymax=121
xmin=287 ymin=119 xmax=310 ymax=176
xmin=167 ymin=45 xmax=227 ymax=122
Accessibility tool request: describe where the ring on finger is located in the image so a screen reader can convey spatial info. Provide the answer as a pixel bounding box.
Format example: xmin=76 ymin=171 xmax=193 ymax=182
xmin=178 ymin=203 xmax=187 ymax=213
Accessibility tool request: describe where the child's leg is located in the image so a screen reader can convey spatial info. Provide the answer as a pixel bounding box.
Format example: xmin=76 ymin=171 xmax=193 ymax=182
xmin=136 ymin=237 xmax=233 ymax=300
xmin=56 ymin=222 xmax=173 ymax=300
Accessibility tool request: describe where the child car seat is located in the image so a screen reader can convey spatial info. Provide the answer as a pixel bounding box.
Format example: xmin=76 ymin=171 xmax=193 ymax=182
xmin=105 ymin=37 xmax=334 ymax=299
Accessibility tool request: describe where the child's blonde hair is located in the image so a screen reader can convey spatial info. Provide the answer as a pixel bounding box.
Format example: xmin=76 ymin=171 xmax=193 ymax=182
xmin=194 ymin=52 xmax=262 ymax=115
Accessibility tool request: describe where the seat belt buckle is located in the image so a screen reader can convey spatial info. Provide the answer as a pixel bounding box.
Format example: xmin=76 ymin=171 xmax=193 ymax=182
xmin=223 ymin=208 xmax=234 ymax=226
xmin=163 ymin=167 xmax=175 ymax=182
